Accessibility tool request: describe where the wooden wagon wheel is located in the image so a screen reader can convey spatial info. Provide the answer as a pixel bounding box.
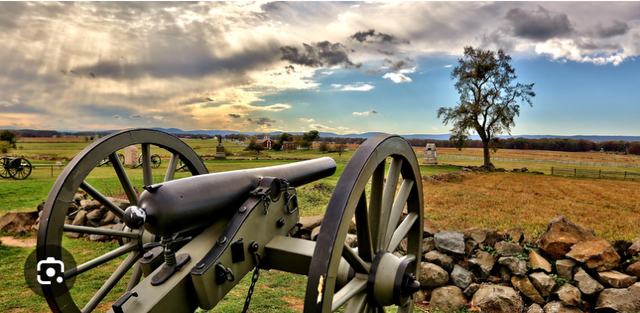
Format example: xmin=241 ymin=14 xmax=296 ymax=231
xmin=0 ymin=157 xmax=14 ymax=178
xmin=138 ymin=153 xmax=161 ymax=169
xmin=304 ymin=134 xmax=424 ymax=313
xmin=10 ymin=157 xmax=32 ymax=180
xmin=37 ymin=128 xmax=208 ymax=313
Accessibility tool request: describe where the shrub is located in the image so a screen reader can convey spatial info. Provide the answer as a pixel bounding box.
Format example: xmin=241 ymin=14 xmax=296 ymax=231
xmin=0 ymin=141 xmax=11 ymax=153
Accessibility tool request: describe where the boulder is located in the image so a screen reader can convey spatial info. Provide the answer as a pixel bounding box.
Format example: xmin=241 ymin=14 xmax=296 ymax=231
xmin=573 ymin=267 xmax=604 ymax=296
xmin=429 ymin=286 xmax=467 ymax=312
xmin=464 ymin=228 xmax=501 ymax=246
xmin=530 ymin=250 xmax=553 ymax=273
xmin=626 ymin=262 xmax=640 ymax=277
xmin=434 ymin=230 xmax=465 ymax=255
xmin=345 ymin=234 xmax=357 ymax=248
xmin=414 ymin=289 xmax=427 ymax=304
xmin=511 ymin=275 xmax=545 ymax=304
xmin=80 ymin=199 xmax=102 ymax=211
xmin=107 ymin=197 xmax=131 ymax=211
xmin=612 ymin=240 xmax=632 ymax=258
xmin=595 ymin=283 xmax=640 ymax=313
xmin=73 ymin=191 xmax=87 ymax=204
xmin=530 ymin=272 xmax=558 ymax=297
xmin=299 ymin=216 xmax=323 ymax=232
xmin=543 ymin=301 xmax=584 ymax=313
xmin=528 ymin=303 xmax=544 ymax=313
xmin=499 ymin=256 xmax=528 ymax=276
xmin=450 ymin=265 xmax=472 ymax=289
xmin=505 ymin=227 xmax=524 ymax=244
xmin=566 ymin=237 xmax=620 ymax=271
xmin=470 ymin=284 xmax=523 ymax=313
xmin=495 ymin=241 xmax=525 ymax=256
xmin=422 ymin=237 xmax=435 ymax=253
xmin=311 ymin=226 xmax=321 ymax=241
xmin=554 ymin=283 xmax=581 ymax=307
xmin=556 ymin=259 xmax=577 ymax=281
xmin=499 ymin=266 xmax=512 ymax=282
xmin=597 ymin=270 xmax=637 ymax=288
xmin=418 ymin=262 xmax=449 ymax=288
xmin=424 ymin=250 xmax=454 ymax=272
xmin=0 ymin=211 xmax=39 ymax=234
xmin=468 ymin=251 xmax=498 ymax=278
xmin=538 ymin=216 xmax=595 ymax=260
xmin=100 ymin=211 xmax=116 ymax=225
xmin=628 ymin=238 xmax=640 ymax=256
xmin=398 ymin=238 xmax=408 ymax=253
xmin=89 ymin=226 xmax=112 ymax=242
xmin=423 ymin=218 xmax=439 ymax=237
xmin=464 ymin=283 xmax=480 ymax=298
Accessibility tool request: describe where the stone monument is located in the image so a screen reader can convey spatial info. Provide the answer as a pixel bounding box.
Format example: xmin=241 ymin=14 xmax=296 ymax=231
xmin=423 ymin=143 xmax=437 ymax=165
xmin=215 ymin=135 xmax=226 ymax=159
xmin=124 ymin=145 xmax=139 ymax=167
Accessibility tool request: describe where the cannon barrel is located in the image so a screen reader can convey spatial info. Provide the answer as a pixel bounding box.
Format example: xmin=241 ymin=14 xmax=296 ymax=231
xmin=134 ymin=157 xmax=336 ymax=236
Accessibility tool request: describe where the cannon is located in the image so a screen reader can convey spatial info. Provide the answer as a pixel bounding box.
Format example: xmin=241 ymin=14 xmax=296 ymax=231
xmin=36 ymin=128 xmax=424 ymax=313
xmin=97 ymin=153 xmax=125 ymax=167
xmin=0 ymin=156 xmax=32 ymax=179
xmin=132 ymin=153 xmax=162 ymax=169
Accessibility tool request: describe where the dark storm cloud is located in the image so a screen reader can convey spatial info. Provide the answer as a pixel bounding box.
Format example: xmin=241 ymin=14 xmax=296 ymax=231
xmin=593 ymin=21 xmax=629 ymax=38
xmin=378 ymin=50 xmax=394 ymax=56
xmin=349 ymin=29 xmax=410 ymax=45
xmin=228 ymin=113 xmax=242 ymax=119
xmin=384 ymin=58 xmax=414 ymax=72
xmin=74 ymin=22 xmax=282 ymax=80
xmin=505 ymin=6 xmax=574 ymax=41
xmin=280 ymin=41 xmax=362 ymax=69
xmin=246 ymin=117 xmax=276 ymax=127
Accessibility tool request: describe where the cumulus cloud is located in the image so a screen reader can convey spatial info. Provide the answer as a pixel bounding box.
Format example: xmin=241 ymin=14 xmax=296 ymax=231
xmin=112 ymin=115 xmax=122 ymax=120
xmin=153 ymin=116 xmax=164 ymax=121
xmin=504 ymin=6 xmax=574 ymax=41
xmin=228 ymin=113 xmax=242 ymax=119
xmin=309 ymin=123 xmax=330 ymax=130
xmin=353 ymin=109 xmax=378 ymax=116
xmin=0 ymin=101 xmax=13 ymax=107
xmin=444 ymin=65 xmax=453 ymax=68
xmin=382 ymin=73 xmax=412 ymax=83
xmin=349 ymin=29 xmax=410 ymax=45
xmin=535 ymin=39 xmax=626 ymax=65
xmin=280 ymin=41 xmax=362 ymax=69
xmin=332 ymin=83 xmax=375 ymax=91
xmin=129 ymin=114 xmax=144 ymax=119
xmin=384 ymin=58 xmax=415 ymax=72
xmin=300 ymin=118 xmax=315 ymax=122
xmin=247 ymin=117 xmax=277 ymax=126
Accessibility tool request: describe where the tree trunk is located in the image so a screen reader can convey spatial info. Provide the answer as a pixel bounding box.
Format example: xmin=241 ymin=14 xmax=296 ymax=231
xmin=482 ymin=139 xmax=491 ymax=166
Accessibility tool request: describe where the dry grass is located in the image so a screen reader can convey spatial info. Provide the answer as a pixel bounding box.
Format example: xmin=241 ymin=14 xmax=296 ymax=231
xmin=423 ymin=172 xmax=640 ymax=241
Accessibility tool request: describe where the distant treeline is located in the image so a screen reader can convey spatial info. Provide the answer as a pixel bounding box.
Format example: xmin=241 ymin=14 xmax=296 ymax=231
xmin=407 ymin=138 xmax=640 ymax=155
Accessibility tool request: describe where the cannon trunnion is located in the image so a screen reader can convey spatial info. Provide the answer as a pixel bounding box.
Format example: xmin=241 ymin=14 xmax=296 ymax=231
xmin=36 ymin=128 xmax=424 ymax=313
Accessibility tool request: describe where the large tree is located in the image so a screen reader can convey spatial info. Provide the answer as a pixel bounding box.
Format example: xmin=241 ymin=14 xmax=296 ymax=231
xmin=438 ymin=46 xmax=535 ymax=166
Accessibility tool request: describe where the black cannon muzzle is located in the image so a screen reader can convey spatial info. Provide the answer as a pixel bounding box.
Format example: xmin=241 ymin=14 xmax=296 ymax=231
xmin=125 ymin=157 xmax=336 ymax=236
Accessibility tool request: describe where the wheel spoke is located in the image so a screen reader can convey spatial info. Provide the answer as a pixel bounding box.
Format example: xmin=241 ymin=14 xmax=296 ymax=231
xmin=64 ymin=242 xmax=137 ymax=280
xmin=126 ymin=263 xmax=143 ymax=291
xmin=345 ymin=292 xmax=368 ymax=313
xmin=81 ymin=251 xmax=140 ymax=313
xmin=141 ymin=143 xmax=153 ymax=186
xmin=378 ymin=157 xmax=402 ymax=250
xmin=355 ymin=191 xmax=373 ymax=262
xmin=80 ymin=181 xmax=125 ymax=218
xmin=383 ymin=178 xmax=414 ymax=249
xmin=368 ymin=162 xmax=385 ymax=251
xmin=387 ymin=212 xmax=418 ymax=252
xmin=331 ymin=277 xmax=367 ymax=311
xmin=402 ymin=254 xmax=416 ymax=263
xmin=164 ymin=153 xmax=180 ymax=182
xmin=63 ymin=224 xmax=137 ymax=239
xmin=342 ymin=242 xmax=370 ymax=274
xmin=110 ymin=153 xmax=139 ymax=206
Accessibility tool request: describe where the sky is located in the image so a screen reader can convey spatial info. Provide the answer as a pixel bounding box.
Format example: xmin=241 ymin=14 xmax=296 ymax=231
xmin=1 ymin=1 xmax=639 ymax=136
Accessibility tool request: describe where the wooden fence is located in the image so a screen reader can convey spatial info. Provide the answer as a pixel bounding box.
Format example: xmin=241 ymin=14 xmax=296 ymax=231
xmin=550 ymin=167 xmax=640 ymax=181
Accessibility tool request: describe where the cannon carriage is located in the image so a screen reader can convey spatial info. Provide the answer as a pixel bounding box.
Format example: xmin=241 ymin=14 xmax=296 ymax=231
xmin=0 ymin=156 xmax=32 ymax=179
xmin=36 ymin=128 xmax=424 ymax=313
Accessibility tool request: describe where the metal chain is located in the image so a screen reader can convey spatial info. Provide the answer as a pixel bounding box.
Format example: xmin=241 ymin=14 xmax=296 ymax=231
xmin=242 ymin=252 xmax=261 ymax=313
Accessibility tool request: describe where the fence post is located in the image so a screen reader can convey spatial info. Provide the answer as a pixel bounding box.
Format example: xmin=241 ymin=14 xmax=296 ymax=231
xmin=51 ymin=165 xmax=53 ymax=177
xmin=574 ymin=168 xmax=577 ymax=177
xmin=599 ymin=170 xmax=601 ymax=179
xmin=624 ymin=171 xmax=627 ymax=180
xmin=551 ymin=167 xmax=554 ymax=175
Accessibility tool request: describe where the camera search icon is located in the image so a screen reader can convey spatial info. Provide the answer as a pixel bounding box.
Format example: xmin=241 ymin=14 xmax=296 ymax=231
xmin=37 ymin=257 xmax=65 ymax=285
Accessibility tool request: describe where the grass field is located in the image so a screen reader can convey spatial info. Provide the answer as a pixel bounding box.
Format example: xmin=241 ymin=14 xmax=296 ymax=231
xmin=2 ymin=137 xmax=640 ymax=312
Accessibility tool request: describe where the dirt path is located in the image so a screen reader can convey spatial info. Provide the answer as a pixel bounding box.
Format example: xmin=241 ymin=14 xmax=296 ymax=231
xmin=0 ymin=236 xmax=37 ymax=247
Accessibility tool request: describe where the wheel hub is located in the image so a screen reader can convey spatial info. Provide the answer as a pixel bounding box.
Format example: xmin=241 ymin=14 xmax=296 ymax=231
xmin=368 ymin=251 xmax=421 ymax=307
